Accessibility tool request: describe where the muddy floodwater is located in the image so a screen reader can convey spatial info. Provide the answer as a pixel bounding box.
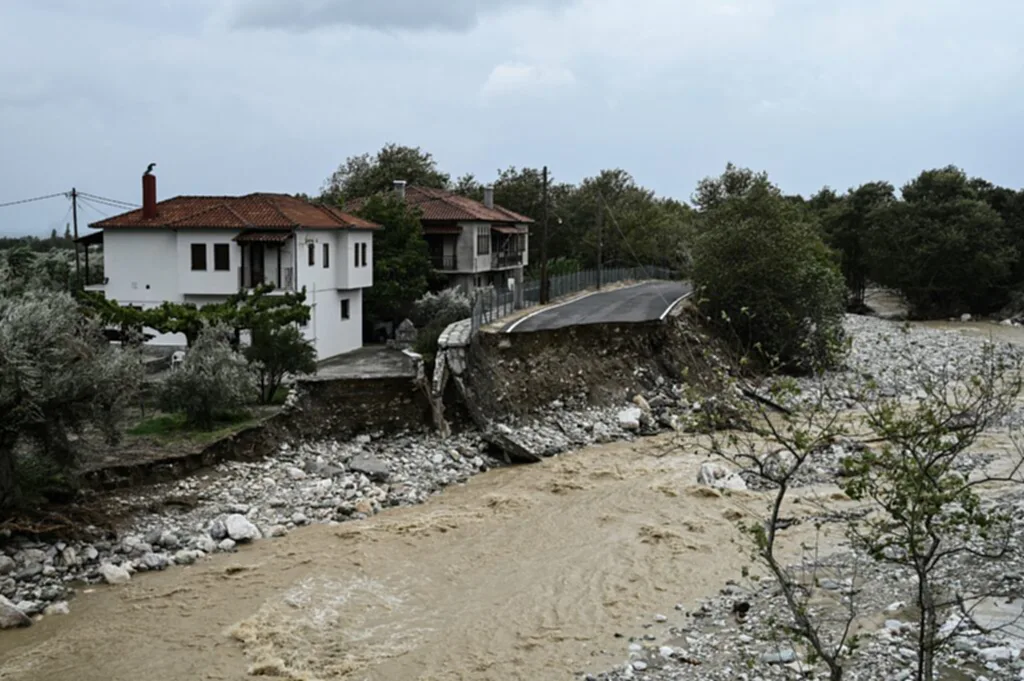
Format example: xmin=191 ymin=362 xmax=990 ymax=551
xmin=0 ymin=436 xmax=838 ymax=681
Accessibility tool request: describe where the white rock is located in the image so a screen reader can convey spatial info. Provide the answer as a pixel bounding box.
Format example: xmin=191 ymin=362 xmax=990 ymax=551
xmin=43 ymin=601 xmax=70 ymax=616
xmin=98 ymin=563 xmax=131 ymax=585
xmin=0 ymin=595 xmax=31 ymax=629
xmin=225 ymin=514 xmax=261 ymax=542
xmin=286 ymin=466 xmax=307 ymax=480
xmin=698 ymin=462 xmax=730 ymax=485
xmin=0 ymin=556 xmax=14 ymax=575
xmin=961 ymin=313 xmax=972 ymax=322
xmin=980 ymin=646 xmax=1017 ymax=662
xmin=617 ymin=407 xmax=643 ymax=430
xmin=218 ymin=539 xmax=237 ymax=552
xmin=631 ymin=661 xmax=648 ymax=671
xmin=195 ymin=536 xmax=217 ymax=554
xmin=654 ymin=614 xmax=668 ymax=622
xmin=659 ymin=646 xmax=675 ymax=658
xmin=174 ymin=550 xmax=199 ymax=566
xmin=267 ymin=525 xmax=289 ymax=538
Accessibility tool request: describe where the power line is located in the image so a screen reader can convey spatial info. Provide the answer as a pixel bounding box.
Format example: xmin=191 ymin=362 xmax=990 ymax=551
xmin=78 ymin=192 xmax=138 ymax=209
xmin=0 ymin=192 xmax=68 ymax=209
xmin=77 ymin=197 xmax=111 ymax=219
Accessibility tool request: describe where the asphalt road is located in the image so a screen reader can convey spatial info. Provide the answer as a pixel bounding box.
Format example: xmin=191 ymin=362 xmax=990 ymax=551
xmin=504 ymin=280 xmax=693 ymax=333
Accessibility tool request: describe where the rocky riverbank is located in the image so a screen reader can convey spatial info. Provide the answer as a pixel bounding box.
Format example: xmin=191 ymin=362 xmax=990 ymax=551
xmin=0 ymin=402 xmax=662 ymax=624
xmin=590 ymin=314 xmax=1024 ymax=681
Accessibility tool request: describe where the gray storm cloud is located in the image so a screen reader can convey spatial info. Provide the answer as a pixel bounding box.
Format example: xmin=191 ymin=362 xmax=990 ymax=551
xmin=230 ymin=0 xmax=576 ymax=32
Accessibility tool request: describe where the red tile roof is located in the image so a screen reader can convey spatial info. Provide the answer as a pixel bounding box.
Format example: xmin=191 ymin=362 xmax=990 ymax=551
xmin=345 ymin=185 xmax=534 ymax=224
xmin=88 ymin=193 xmax=380 ymax=231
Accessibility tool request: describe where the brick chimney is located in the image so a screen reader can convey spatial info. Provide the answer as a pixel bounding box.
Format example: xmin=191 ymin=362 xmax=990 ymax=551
xmin=483 ymin=186 xmax=494 ymax=209
xmin=393 ymin=179 xmax=407 ymax=201
xmin=142 ymin=172 xmax=157 ymax=220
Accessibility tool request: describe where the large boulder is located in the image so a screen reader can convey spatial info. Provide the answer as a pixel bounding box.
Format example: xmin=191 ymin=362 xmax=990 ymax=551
xmin=225 ymin=514 xmax=261 ymax=543
xmin=349 ymin=454 xmax=390 ymax=482
xmin=0 ymin=595 xmax=30 ymax=629
xmin=98 ymin=563 xmax=131 ymax=585
xmin=617 ymin=407 xmax=643 ymax=431
xmin=697 ymin=462 xmax=747 ymax=491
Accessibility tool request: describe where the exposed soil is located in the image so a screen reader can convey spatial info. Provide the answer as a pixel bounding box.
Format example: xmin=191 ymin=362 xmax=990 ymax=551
xmin=465 ymin=309 xmax=731 ymax=421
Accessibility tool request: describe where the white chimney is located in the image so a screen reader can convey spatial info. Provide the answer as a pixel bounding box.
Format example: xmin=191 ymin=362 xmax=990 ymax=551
xmin=483 ymin=185 xmax=494 ymax=209
xmin=393 ymin=180 xmax=407 ymax=201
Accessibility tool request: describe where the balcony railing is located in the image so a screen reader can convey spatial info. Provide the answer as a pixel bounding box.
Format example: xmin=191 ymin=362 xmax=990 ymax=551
xmin=239 ymin=266 xmax=295 ymax=291
xmin=431 ymin=254 xmax=458 ymax=271
xmin=491 ymin=251 xmax=523 ymax=268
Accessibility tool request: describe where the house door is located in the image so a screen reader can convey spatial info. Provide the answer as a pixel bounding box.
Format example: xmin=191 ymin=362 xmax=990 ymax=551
xmin=250 ymin=243 xmax=265 ymax=286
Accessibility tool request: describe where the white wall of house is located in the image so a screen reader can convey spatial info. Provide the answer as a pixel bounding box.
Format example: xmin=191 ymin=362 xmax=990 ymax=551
xmin=176 ymin=229 xmax=241 ymax=295
xmin=103 ymin=229 xmax=180 ymax=305
xmin=333 ymin=231 xmax=374 ymax=290
xmin=302 ymin=288 xmax=363 ymax=360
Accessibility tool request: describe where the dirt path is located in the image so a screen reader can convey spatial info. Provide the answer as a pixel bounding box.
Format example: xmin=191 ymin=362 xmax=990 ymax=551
xmin=0 ymin=435 xmax=847 ymax=681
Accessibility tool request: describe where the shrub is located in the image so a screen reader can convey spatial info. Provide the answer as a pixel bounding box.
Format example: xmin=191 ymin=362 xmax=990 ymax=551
xmin=160 ymin=325 xmax=254 ymax=429
xmin=411 ymin=287 xmax=472 ymax=328
xmin=692 ymin=166 xmax=847 ymax=371
xmin=410 ymin=288 xmax=472 ymax=361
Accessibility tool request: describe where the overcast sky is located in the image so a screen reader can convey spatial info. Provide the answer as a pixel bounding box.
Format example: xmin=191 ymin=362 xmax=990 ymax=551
xmin=1 ymin=0 xmax=1022 ymax=235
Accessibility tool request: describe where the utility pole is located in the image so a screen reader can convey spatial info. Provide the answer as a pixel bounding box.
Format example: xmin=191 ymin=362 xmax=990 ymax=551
xmin=596 ymin=201 xmax=604 ymax=290
xmin=71 ymin=187 xmax=81 ymax=284
xmin=540 ymin=166 xmax=550 ymax=304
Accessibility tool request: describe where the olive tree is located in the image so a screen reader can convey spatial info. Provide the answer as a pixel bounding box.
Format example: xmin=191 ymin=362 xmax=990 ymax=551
xmin=0 ymin=290 xmax=142 ymax=509
xmin=160 ymin=325 xmax=254 ymax=429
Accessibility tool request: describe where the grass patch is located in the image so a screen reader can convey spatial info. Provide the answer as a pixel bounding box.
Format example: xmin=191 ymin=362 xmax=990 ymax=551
xmin=127 ymin=411 xmax=257 ymax=445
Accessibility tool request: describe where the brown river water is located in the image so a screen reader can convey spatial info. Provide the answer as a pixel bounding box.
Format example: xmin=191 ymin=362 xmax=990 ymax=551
xmin=0 ymin=435 xmax=838 ymax=681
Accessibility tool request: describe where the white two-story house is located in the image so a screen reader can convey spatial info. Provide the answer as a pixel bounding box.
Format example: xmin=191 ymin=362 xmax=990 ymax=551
xmin=80 ymin=172 xmax=380 ymax=359
xmin=346 ymin=181 xmax=531 ymax=294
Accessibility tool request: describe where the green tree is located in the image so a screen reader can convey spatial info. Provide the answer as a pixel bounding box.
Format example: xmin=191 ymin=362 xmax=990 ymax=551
xmin=245 ymin=323 xmax=316 ymax=404
xmin=0 ymin=290 xmax=142 ymax=508
xmin=691 ymin=165 xmax=847 ymax=370
xmin=321 ymin=143 xmax=450 ymax=204
xmin=819 ymin=182 xmax=897 ymax=309
xmin=355 ymin=195 xmax=432 ymax=329
xmin=867 ymin=166 xmax=1016 ymax=317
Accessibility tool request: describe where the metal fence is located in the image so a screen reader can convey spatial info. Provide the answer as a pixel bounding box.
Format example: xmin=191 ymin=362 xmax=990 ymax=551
xmin=470 ymin=265 xmax=676 ymax=333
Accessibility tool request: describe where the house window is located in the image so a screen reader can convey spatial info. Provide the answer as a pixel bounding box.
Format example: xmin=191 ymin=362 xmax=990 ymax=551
xmin=323 ymin=243 xmax=330 ymax=268
xmin=477 ymin=226 xmax=490 ymax=255
xmin=191 ymin=243 xmax=207 ymax=271
xmin=214 ymin=243 xmax=230 ymax=271
xmin=308 ymin=243 xmax=315 ymax=267
xmin=354 ymin=242 xmax=360 ymax=268
xmin=340 ymin=298 xmax=350 ymax=320
xmin=361 ymin=242 xmax=367 ymax=267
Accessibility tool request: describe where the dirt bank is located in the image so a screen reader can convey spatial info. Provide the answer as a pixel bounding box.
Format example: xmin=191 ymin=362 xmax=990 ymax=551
xmin=0 ymin=434 xmax=841 ymax=681
xmin=463 ymin=311 xmax=729 ymax=422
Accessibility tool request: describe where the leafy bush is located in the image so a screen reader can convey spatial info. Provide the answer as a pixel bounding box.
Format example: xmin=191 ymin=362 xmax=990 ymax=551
xmin=411 ymin=287 xmax=472 ymax=328
xmin=160 ymin=325 xmax=254 ymax=429
xmin=244 ymin=323 xmax=317 ymax=404
xmin=692 ymin=166 xmax=847 ymax=371
xmin=0 ymin=290 xmax=142 ymax=508
xmin=410 ymin=288 xmax=472 ymax=360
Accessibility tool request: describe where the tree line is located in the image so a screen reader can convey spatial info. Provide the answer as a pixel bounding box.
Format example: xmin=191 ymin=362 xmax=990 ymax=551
xmin=322 ymin=145 xmax=1024 ymax=335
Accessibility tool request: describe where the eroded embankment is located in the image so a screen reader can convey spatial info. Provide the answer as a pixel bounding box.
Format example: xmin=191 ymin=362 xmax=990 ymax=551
xmin=461 ymin=312 xmax=731 ymax=423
